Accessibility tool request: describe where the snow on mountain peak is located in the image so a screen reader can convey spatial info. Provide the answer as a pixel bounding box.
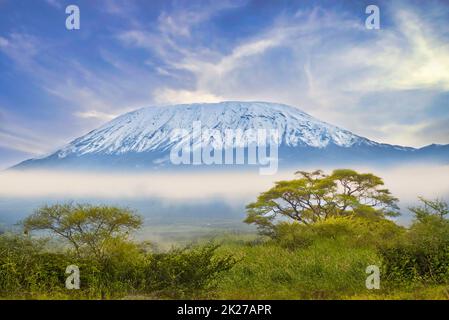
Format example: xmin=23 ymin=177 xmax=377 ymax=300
xmin=56 ymin=101 xmax=368 ymax=158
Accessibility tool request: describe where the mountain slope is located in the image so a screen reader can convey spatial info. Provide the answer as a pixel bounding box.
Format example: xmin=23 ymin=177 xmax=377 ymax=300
xmin=12 ymin=101 xmax=449 ymax=171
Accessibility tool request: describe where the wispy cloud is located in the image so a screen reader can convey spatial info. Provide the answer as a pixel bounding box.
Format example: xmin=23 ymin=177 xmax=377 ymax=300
xmin=0 ymin=131 xmax=48 ymax=155
xmin=0 ymin=0 xmax=448 ymax=163
xmin=74 ymin=110 xmax=118 ymax=121
xmin=0 ymin=33 xmax=41 ymax=67
xmin=45 ymin=0 xmax=62 ymax=9
xmin=153 ymin=88 xmax=223 ymax=104
xmin=129 ymin=4 xmax=449 ymax=147
xmin=0 ymin=108 xmax=58 ymax=155
xmin=157 ymin=0 xmax=246 ymax=37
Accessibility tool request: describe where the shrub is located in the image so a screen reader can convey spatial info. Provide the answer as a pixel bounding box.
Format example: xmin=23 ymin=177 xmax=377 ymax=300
xmin=143 ymin=244 xmax=237 ymax=298
xmin=381 ymin=215 xmax=449 ymax=284
xmin=274 ymin=216 xmax=404 ymax=250
xmin=0 ymin=233 xmax=72 ymax=297
xmin=0 ymin=232 xmax=237 ymax=299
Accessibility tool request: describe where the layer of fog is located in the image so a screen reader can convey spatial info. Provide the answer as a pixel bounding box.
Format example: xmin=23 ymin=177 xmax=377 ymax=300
xmin=1 ymin=165 xmax=448 ymax=207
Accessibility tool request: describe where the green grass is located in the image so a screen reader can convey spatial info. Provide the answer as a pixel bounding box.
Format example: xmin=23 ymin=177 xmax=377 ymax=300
xmin=213 ymin=238 xmax=381 ymax=299
xmin=2 ymin=216 xmax=449 ymax=300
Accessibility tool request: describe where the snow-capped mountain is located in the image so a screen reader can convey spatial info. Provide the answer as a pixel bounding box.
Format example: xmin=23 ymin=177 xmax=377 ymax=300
xmin=13 ymin=101 xmax=449 ymax=171
xmin=56 ymin=101 xmax=369 ymax=156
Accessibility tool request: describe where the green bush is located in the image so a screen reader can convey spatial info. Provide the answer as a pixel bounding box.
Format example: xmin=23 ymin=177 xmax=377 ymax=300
xmin=143 ymin=244 xmax=237 ymax=298
xmin=0 ymin=234 xmax=72 ymax=297
xmin=0 ymin=233 xmax=237 ymax=299
xmin=381 ymin=215 xmax=449 ymax=284
xmin=274 ymin=216 xmax=404 ymax=250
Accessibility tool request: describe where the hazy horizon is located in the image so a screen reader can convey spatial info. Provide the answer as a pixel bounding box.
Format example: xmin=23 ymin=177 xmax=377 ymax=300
xmin=1 ymin=164 xmax=448 ymax=227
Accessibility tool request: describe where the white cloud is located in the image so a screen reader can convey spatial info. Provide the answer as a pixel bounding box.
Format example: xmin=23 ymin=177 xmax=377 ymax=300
xmin=0 ymin=32 xmax=157 ymax=155
xmin=157 ymin=1 xmax=246 ymax=38
xmin=153 ymin=88 xmax=223 ymax=104
xmin=0 ymin=131 xmax=48 ymax=155
xmin=143 ymin=5 xmax=449 ymax=147
xmin=0 ymin=33 xmax=40 ymax=67
xmin=0 ymin=36 xmax=9 ymax=47
xmin=158 ymin=12 xmax=192 ymax=37
xmin=74 ymin=110 xmax=118 ymax=121
xmin=0 ymin=109 xmax=58 ymax=155
xmin=45 ymin=0 xmax=62 ymax=9
xmin=389 ymin=10 xmax=449 ymax=90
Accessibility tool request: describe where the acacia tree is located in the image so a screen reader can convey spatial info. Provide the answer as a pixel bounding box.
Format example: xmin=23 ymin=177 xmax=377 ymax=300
xmin=409 ymin=197 xmax=448 ymax=222
xmin=22 ymin=203 xmax=143 ymax=260
xmin=245 ymin=169 xmax=399 ymax=235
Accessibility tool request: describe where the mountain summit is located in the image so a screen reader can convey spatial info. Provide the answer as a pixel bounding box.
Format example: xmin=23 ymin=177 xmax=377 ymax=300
xmin=55 ymin=101 xmax=370 ymax=156
xmin=13 ymin=101 xmax=449 ymax=171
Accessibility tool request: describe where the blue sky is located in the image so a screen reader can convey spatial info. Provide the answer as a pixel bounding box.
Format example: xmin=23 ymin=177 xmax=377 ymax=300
xmin=0 ymin=0 xmax=448 ymax=169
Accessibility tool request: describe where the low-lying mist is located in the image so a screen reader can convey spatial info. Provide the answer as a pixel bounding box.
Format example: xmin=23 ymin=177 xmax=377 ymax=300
xmin=0 ymin=164 xmax=448 ymax=226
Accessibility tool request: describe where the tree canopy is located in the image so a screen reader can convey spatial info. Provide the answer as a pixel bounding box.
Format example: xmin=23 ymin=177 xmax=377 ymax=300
xmin=22 ymin=203 xmax=143 ymax=259
xmin=409 ymin=197 xmax=448 ymax=222
xmin=245 ymin=169 xmax=399 ymax=235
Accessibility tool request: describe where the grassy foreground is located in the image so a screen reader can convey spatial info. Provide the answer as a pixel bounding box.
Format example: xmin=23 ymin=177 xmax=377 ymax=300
xmin=1 ymin=214 xmax=449 ymax=300
xmin=1 ymin=170 xmax=448 ymax=299
xmin=213 ymin=233 xmax=448 ymax=300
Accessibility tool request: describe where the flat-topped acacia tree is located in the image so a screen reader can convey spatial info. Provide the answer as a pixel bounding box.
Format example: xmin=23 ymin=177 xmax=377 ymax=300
xmin=245 ymin=169 xmax=400 ymax=235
